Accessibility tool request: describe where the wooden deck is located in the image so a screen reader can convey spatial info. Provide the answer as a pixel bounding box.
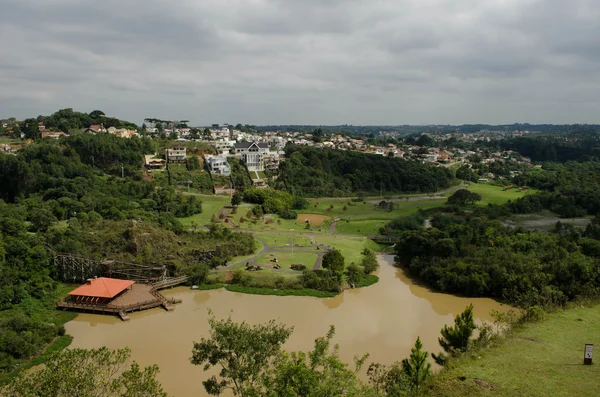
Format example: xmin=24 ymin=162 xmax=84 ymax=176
xmin=57 ymin=284 xmax=182 ymax=321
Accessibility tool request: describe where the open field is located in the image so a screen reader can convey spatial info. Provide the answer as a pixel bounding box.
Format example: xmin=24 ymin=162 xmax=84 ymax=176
xmin=178 ymin=195 xmax=231 ymax=226
xmin=254 ymin=252 xmax=318 ymax=270
xmin=465 ymin=183 xmax=538 ymax=206
xmin=314 ymin=236 xmax=383 ymax=265
xmin=427 ymin=304 xmax=600 ymax=397
xmin=296 ymin=213 xmax=332 ymax=226
xmin=348 ymin=199 xmax=447 ymax=221
xmin=255 ymin=233 xmax=313 ymax=247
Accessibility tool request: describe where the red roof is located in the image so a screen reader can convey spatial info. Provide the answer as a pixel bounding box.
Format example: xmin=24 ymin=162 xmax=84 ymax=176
xmin=68 ymin=277 xmax=134 ymax=299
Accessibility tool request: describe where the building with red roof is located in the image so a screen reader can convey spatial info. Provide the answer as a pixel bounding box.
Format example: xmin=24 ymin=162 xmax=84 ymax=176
xmin=68 ymin=277 xmax=134 ymax=304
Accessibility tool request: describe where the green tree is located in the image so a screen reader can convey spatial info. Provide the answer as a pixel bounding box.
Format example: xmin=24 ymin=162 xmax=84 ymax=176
xmin=322 ymin=249 xmax=345 ymax=273
xmin=447 ymin=189 xmax=482 ymax=205
xmin=346 ymin=263 xmax=365 ymax=285
xmin=231 ymin=191 xmax=242 ymax=206
xmin=431 ymin=304 xmax=476 ymax=365
xmin=401 ymin=337 xmax=431 ymax=392
xmin=191 ymin=313 xmax=293 ymax=396
xmin=22 ymin=118 xmax=40 ymax=140
xmin=3 ymin=347 xmax=166 ymax=397
xmin=156 ymin=122 xmax=164 ymax=133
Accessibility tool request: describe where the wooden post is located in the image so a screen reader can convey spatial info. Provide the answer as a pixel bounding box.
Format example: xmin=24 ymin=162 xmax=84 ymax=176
xmin=584 ymin=344 xmax=593 ymax=365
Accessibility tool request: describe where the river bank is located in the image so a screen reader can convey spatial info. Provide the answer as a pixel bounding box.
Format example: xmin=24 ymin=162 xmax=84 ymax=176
xmin=426 ymin=303 xmax=600 ymax=397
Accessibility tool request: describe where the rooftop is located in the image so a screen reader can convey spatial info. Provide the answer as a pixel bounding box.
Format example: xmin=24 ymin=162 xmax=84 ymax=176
xmin=68 ymin=277 xmax=134 ymax=299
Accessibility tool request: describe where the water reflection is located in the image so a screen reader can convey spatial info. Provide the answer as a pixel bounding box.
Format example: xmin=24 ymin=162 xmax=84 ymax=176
xmin=66 ymin=255 xmax=507 ymax=397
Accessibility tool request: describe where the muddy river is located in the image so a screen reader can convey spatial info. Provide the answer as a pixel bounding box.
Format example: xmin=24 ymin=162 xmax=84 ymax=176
xmin=65 ymin=255 xmax=508 ymax=396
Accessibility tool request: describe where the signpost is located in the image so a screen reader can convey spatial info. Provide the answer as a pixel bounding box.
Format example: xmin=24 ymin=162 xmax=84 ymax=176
xmin=584 ymin=344 xmax=593 ymax=365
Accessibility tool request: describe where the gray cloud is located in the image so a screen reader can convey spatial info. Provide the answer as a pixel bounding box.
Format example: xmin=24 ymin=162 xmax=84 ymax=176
xmin=1 ymin=0 xmax=599 ymax=125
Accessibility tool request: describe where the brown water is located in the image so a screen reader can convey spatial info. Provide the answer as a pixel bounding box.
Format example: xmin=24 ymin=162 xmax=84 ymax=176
xmin=65 ymin=255 xmax=508 ymax=396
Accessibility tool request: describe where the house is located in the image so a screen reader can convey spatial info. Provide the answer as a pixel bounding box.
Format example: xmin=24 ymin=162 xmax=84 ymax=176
xmin=264 ymin=152 xmax=281 ymax=171
xmin=234 ymin=141 xmax=269 ymax=171
xmin=166 ymin=146 xmax=186 ymax=164
xmin=85 ymin=124 xmax=106 ymax=134
xmin=210 ymin=139 xmax=236 ymax=155
xmin=0 ymin=144 xmax=12 ymax=154
xmin=144 ymin=155 xmax=166 ymax=170
xmin=205 ymin=154 xmax=231 ymax=176
xmin=38 ymin=121 xmax=45 ymax=130
xmin=41 ymin=130 xmax=66 ymax=139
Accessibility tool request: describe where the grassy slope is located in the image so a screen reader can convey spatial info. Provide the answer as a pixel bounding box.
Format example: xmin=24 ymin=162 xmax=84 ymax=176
xmin=466 ymin=183 xmax=537 ymax=206
xmin=178 ymin=195 xmax=231 ymax=226
xmin=427 ymin=305 xmax=600 ymax=397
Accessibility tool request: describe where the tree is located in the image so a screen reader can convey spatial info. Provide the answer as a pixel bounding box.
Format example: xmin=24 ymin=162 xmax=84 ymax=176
xmin=3 ymin=347 xmax=166 ymax=397
xmin=401 ymin=337 xmax=431 ymax=392
xmin=312 ymin=128 xmax=324 ymax=143
xmin=431 ymin=304 xmax=476 ymax=365
xmin=156 ymin=122 xmax=164 ymax=133
xmin=88 ymin=110 xmax=105 ymax=119
xmin=231 ymin=192 xmax=242 ymax=207
xmin=191 ymin=313 xmax=293 ymax=396
xmin=322 ymin=249 xmax=345 ymax=273
xmin=22 ymin=118 xmax=40 ymax=140
xmin=361 ymin=248 xmax=379 ymax=274
xmin=447 ymin=189 xmax=482 ymax=205
xmin=346 ymin=263 xmax=364 ymax=285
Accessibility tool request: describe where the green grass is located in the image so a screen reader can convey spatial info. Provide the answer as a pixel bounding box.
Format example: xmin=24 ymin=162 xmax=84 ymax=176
xmin=465 ymin=183 xmax=538 ymax=206
xmin=335 ymin=219 xmax=387 ymax=236
xmin=354 ymin=275 xmax=379 ymax=288
xmin=306 ymin=199 xmax=376 ymax=217
xmin=427 ymin=304 xmax=600 ymax=397
xmin=254 ymin=252 xmax=318 ymax=270
xmin=225 ymin=285 xmax=338 ymax=298
xmin=255 ymin=233 xmax=313 ymax=247
xmin=315 ymin=236 xmax=383 ymax=265
xmin=348 ymin=199 xmax=447 ymax=221
xmin=178 ymin=195 xmax=231 ymax=227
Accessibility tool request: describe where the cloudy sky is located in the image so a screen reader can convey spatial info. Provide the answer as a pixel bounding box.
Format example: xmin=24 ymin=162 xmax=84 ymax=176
xmin=1 ymin=0 xmax=599 ymax=125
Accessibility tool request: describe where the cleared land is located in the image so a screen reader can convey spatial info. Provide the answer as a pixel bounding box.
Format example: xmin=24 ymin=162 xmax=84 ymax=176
xmin=427 ymin=305 xmax=600 ymax=397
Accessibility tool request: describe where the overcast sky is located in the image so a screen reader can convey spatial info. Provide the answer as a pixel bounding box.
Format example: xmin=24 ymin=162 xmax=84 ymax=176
xmin=1 ymin=0 xmax=599 ymax=125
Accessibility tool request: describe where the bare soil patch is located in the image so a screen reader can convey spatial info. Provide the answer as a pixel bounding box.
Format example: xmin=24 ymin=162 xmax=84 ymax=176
xmin=296 ymin=213 xmax=332 ymax=226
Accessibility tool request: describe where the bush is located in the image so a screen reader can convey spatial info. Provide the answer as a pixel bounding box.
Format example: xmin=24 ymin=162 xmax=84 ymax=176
xmin=230 ymin=269 xmax=253 ymax=286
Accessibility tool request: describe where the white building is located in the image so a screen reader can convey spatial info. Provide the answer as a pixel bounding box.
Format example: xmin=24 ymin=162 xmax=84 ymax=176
xmin=235 ymin=141 xmax=269 ymax=171
xmin=205 ymin=154 xmax=231 ymax=176
xmin=166 ymin=147 xmax=186 ymax=164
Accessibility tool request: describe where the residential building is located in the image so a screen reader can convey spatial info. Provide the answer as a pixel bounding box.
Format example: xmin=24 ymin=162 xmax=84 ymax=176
xmin=205 ymin=154 xmax=231 ymax=176
xmin=235 ymin=141 xmax=269 ymax=171
xmin=144 ymin=155 xmax=166 ymax=170
xmin=85 ymin=124 xmax=106 ymax=134
xmin=264 ymin=152 xmax=281 ymax=171
xmin=210 ymin=139 xmax=236 ymax=155
xmin=166 ymin=147 xmax=186 ymax=164
xmin=41 ymin=130 xmax=66 ymax=139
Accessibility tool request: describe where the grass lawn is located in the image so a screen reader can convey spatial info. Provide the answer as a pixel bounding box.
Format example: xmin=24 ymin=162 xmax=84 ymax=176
xmin=178 ymin=195 xmax=231 ymax=227
xmin=235 ymin=215 xmax=329 ymax=234
xmin=427 ymin=305 xmax=600 ymax=397
xmin=306 ymin=198 xmax=376 ymax=217
xmin=466 ymin=183 xmax=537 ymax=206
xmin=255 ymin=233 xmax=313 ymax=247
xmin=254 ymin=252 xmax=318 ymax=270
xmin=335 ymin=219 xmax=386 ymax=236
xmin=315 ymin=236 xmax=383 ymax=265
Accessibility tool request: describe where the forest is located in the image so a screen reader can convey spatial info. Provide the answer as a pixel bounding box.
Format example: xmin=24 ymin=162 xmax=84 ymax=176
xmin=276 ymin=145 xmax=455 ymax=196
xmin=0 ymin=134 xmax=255 ymax=373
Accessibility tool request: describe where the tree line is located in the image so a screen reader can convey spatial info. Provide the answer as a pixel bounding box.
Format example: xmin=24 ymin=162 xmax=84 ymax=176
xmin=276 ymin=145 xmax=455 ymax=197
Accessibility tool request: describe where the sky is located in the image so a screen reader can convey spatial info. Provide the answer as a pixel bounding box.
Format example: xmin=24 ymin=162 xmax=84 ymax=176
xmin=1 ymin=0 xmax=599 ymax=126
